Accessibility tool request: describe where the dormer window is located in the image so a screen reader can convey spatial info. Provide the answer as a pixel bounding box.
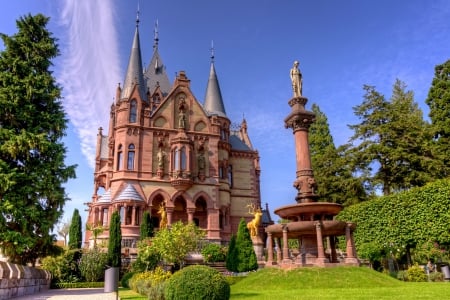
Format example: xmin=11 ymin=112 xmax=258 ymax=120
xmin=129 ymin=100 xmax=137 ymax=123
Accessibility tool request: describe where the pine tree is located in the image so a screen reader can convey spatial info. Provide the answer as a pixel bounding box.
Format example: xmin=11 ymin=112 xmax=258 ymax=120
xmin=235 ymin=219 xmax=258 ymax=272
xmin=108 ymin=211 xmax=122 ymax=268
xmin=139 ymin=211 xmax=154 ymax=240
xmin=348 ymin=80 xmax=430 ymax=195
xmin=226 ymin=234 xmax=237 ymax=272
xmin=425 ymin=59 xmax=450 ymax=177
xmin=68 ymin=209 xmax=82 ymax=249
xmin=309 ymin=104 xmax=366 ymax=206
xmin=0 ymin=14 xmax=76 ymax=265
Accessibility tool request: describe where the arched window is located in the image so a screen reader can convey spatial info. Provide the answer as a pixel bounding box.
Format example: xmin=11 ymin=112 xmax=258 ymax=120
xmin=174 ymin=148 xmax=180 ymax=170
xmin=127 ymin=144 xmax=135 ymax=170
xmin=129 ymin=100 xmax=137 ymax=123
xmin=180 ymin=146 xmax=186 ymax=170
xmin=117 ymin=144 xmax=123 ymax=170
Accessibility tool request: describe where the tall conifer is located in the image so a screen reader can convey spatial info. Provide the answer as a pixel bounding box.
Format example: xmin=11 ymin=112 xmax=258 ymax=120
xmin=68 ymin=209 xmax=82 ymax=249
xmin=108 ymin=211 xmax=122 ymax=268
xmin=0 ymin=14 xmax=76 ymax=264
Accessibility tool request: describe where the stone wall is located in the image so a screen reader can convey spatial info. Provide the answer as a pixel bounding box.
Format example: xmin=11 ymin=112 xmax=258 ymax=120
xmin=0 ymin=261 xmax=51 ymax=300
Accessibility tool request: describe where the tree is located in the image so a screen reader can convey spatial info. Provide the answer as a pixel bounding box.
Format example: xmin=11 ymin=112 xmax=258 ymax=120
xmin=425 ymin=59 xmax=450 ymax=178
xmin=309 ymin=104 xmax=367 ymax=206
xmin=57 ymin=220 xmax=71 ymax=247
xmin=85 ymin=222 xmax=105 ymax=248
xmin=108 ymin=211 xmax=122 ymax=268
xmin=0 ymin=14 xmax=76 ymax=265
xmin=140 ymin=211 xmax=154 ymax=240
xmin=150 ymin=221 xmax=205 ymax=269
xmin=235 ymin=219 xmax=258 ymax=273
xmin=226 ymin=234 xmax=237 ymax=272
xmin=68 ymin=209 xmax=82 ymax=250
xmin=347 ymin=80 xmax=430 ymax=195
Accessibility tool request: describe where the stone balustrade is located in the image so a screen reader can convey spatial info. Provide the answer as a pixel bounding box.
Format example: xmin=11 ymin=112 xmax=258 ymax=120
xmin=0 ymin=261 xmax=51 ymax=300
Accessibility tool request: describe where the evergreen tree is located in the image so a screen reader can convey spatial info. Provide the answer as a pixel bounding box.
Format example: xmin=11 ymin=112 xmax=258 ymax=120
xmin=347 ymin=80 xmax=430 ymax=195
xmin=139 ymin=211 xmax=154 ymax=240
xmin=425 ymin=59 xmax=450 ymax=178
xmin=309 ymin=104 xmax=367 ymax=206
xmin=235 ymin=219 xmax=258 ymax=272
xmin=226 ymin=234 xmax=237 ymax=272
xmin=0 ymin=14 xmax=76 ymax=265
xmin=108 ymin=211 xmax=122 ymax=268
xmin=68 ymin=209 xmax=82 ymax=249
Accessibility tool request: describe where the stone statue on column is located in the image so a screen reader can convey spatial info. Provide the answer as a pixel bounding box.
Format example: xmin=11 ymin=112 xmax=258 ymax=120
xmin=290 ymin=60 xmax=303 ymax=97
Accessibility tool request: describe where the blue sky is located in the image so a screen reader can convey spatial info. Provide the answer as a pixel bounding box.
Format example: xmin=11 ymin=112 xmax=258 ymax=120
xmin=1 ymin=0 xmax=450 ymax=231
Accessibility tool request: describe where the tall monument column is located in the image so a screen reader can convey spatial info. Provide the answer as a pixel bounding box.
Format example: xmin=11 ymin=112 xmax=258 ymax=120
xmin=284 ymin=61 xmax=318 ymax=203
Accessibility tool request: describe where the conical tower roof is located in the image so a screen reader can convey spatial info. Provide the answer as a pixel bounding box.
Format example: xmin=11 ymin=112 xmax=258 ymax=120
xmin=204 ymin=53 xmax=227 ymax=117
xmin=121 ymin=19 xmax=146 ymax=101
xmin=144 ymin=21 xmax=171 ymax=96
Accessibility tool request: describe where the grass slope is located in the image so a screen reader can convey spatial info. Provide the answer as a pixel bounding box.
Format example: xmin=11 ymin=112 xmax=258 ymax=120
xmin=230 ymin=267 xmax=450 ymax=299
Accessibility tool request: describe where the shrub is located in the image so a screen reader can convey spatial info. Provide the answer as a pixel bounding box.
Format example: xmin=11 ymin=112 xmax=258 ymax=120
xmin=202 ymin=243 xmax=227 ymax=263
xmin=79 ymin=248 xmax=108 ymax=282
xmin=429 ymin=271 xmax=444 ymax=282
xmin=41 ymin=249 xmax=81 ymax=284
xmin=164 ymin=265 xmax=230 ymax=300
xmin=121 ymin=271 xmax=135 ymax=288
xmin=129 ymin=266 xmax=171 ymax=297
xmin=131 ymin=240 xmax=161 ymax=272
xmin=406 ymin=264 xmax=427 ymax=282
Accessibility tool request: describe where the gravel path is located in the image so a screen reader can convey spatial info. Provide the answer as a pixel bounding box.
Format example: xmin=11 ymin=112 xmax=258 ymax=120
xmin=10 ymin=288 xmax=118 ymax=300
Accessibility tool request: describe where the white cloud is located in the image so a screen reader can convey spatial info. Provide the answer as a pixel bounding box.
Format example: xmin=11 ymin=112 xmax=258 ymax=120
xmin=56 ymin=0 xmax=121 ymax=168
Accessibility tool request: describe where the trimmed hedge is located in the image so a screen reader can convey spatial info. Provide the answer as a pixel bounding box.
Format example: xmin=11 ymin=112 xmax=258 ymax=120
xmin=164 ymin=265 xmax=230 ymax=300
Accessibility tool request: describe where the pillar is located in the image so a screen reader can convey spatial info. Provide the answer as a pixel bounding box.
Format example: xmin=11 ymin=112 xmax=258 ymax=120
xmin=282 ymin=225 xmax=291 ymax=263
xmin=166 ymin=207 xmax=174 ymax=226
xmin=345 ymin=222 xmax=359 ymax=264
xmin=187 ymin=208 xmax=195 ymax=223
xmin=315 ymin=222 xmax=327 ymax=264
xmin=131 ymin=205 xmax=136 ymax=225
xmin=266 ymin=233 xmax=274 ymax=265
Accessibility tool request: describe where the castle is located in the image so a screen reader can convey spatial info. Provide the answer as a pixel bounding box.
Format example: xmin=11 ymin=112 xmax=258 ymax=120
xmin=83 ymin=17 xmax=271 ymax=253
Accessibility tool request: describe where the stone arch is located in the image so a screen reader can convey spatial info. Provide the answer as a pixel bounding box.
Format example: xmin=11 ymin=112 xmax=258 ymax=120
xmin=172 ymin=195 xmax=188 ymax=224
xmin=192 ymin=191 xmax=214 ymax=230
xmin=148 ymin=190 xmax=171 ymax=229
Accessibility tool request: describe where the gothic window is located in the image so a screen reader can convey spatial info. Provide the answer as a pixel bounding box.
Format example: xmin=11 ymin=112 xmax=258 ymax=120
xmin=135 ymin=207 xmax=140 ymax=225
xmin=228 ymin=165 xmax=233 ymax=188
xmin=129 ymin=100 xmax=137 ymax=123
xmin=180 ymin=146 xmax=186 ymax=170
xmin=117 ymin=144 xmax=123 ymax=170
xmin=127 ymin=144 xmax=135 ymax=170
xmin=126 ymin=206 xmax=132 ymax=225
xmin=119 ymin=206 xmax=125 ymax=223
xmin=174 ymin=148 xmax=180 ymax=170
xmin=102 ymin=208 xmax=108 ymax=226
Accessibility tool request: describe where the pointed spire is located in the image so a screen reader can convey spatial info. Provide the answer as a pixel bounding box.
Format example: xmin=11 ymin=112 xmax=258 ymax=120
xmin=204 ymin=43 xmax=227 ymax=117
xmin=144 ymin=20 xmax=171 ymax=96
xmin=121 ymin=11 xmax=146 ymax=101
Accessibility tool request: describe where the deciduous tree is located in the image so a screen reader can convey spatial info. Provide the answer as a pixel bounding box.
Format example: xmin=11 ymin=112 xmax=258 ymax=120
xmin=0 ymin=14 xmax=76 ymax=265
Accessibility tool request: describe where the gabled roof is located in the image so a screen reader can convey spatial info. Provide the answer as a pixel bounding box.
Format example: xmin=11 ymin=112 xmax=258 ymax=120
xmin=114 ymin=184 xmax=143 ymax=202
xmin=121 ymin=24 xmax=147 ymax=101
xmin=204 ymin=61 xmax=227 ymax=117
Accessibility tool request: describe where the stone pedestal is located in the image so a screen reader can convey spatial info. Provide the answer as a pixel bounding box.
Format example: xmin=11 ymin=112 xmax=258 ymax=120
xmin=252 ymin=235 xmax=264 ymax=261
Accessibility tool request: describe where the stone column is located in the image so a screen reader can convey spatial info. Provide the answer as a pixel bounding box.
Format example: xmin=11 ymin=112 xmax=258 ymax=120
xmin=315 ymin=222 xmax=327 ymax=264
xmin=275 ymin=238 xmax=282 ymax=263
xmin=166 ymin=207 xmax=174 ymax=226
xmin=345 ymin=222 xmax=359 ymax=264
xmin=266 ymin=233 xmax=274 ymax=265
xmin=131 ymin=205 xmax=136 ymax=225
xmin=282 ymin=225 xmax=291 ymax=263
xmin=187 ymin=208 xmax=195 ymax=223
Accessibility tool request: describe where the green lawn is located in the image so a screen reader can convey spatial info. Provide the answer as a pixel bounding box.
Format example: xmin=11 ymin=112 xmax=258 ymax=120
xmin=119 ymin=267 xmax=450 ymax=299
xmin=230 ymin=267 xmax=450 ymax=300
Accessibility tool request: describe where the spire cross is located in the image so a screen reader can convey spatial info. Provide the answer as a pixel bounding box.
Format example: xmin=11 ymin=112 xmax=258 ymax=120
xmin=154 ymin=19 xmax=159 ymax=49
xmin=210 ymin=40 xmax=215 ymax=63
xmin=136 ymin=2 xmax=140 ymax=26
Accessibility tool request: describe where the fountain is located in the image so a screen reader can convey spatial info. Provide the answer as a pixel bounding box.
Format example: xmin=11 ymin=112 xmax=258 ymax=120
xmin=264 ymin=61 xmax=359 ymax=268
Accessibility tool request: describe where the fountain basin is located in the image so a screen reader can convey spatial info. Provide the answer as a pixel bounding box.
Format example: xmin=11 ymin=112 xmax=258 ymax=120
xmin=274 ymin=202 xmax=342 ymax=219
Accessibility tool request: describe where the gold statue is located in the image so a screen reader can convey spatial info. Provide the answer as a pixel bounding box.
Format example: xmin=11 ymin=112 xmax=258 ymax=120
xmin=158 ymin=202 xmax=167 ymax=229
xmin=246 ymin=204 xmax=263 ymax=237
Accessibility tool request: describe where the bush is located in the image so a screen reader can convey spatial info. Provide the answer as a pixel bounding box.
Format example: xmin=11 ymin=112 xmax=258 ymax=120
xmin=429 ymin=271 xmax=444 ymax=282
xmin=79 ymin=248 xmax=108 ymax=282
xmin=121 ymin=271 xmax=135 ymax=288
xmin=129 ymin=267 xmax=171 ymax=298
xmin=164 ymin=265 xmax=230 ymax=300
xmin=41 ymin=249 xmax=81 ymax=284
xmin=406 ymin=264 xmax=427 ymax=282
xmin=202 ymin=243 xmax=227 ymax=263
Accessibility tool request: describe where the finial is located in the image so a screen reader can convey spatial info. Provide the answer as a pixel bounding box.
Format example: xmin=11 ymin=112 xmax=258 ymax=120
xmin=136 ymin=2 xmax=140 ymax=26
xmin=154 ymin=19 xmax=159 ymax=49
xmin=210 ymin=40 xmax=215 ymax=63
